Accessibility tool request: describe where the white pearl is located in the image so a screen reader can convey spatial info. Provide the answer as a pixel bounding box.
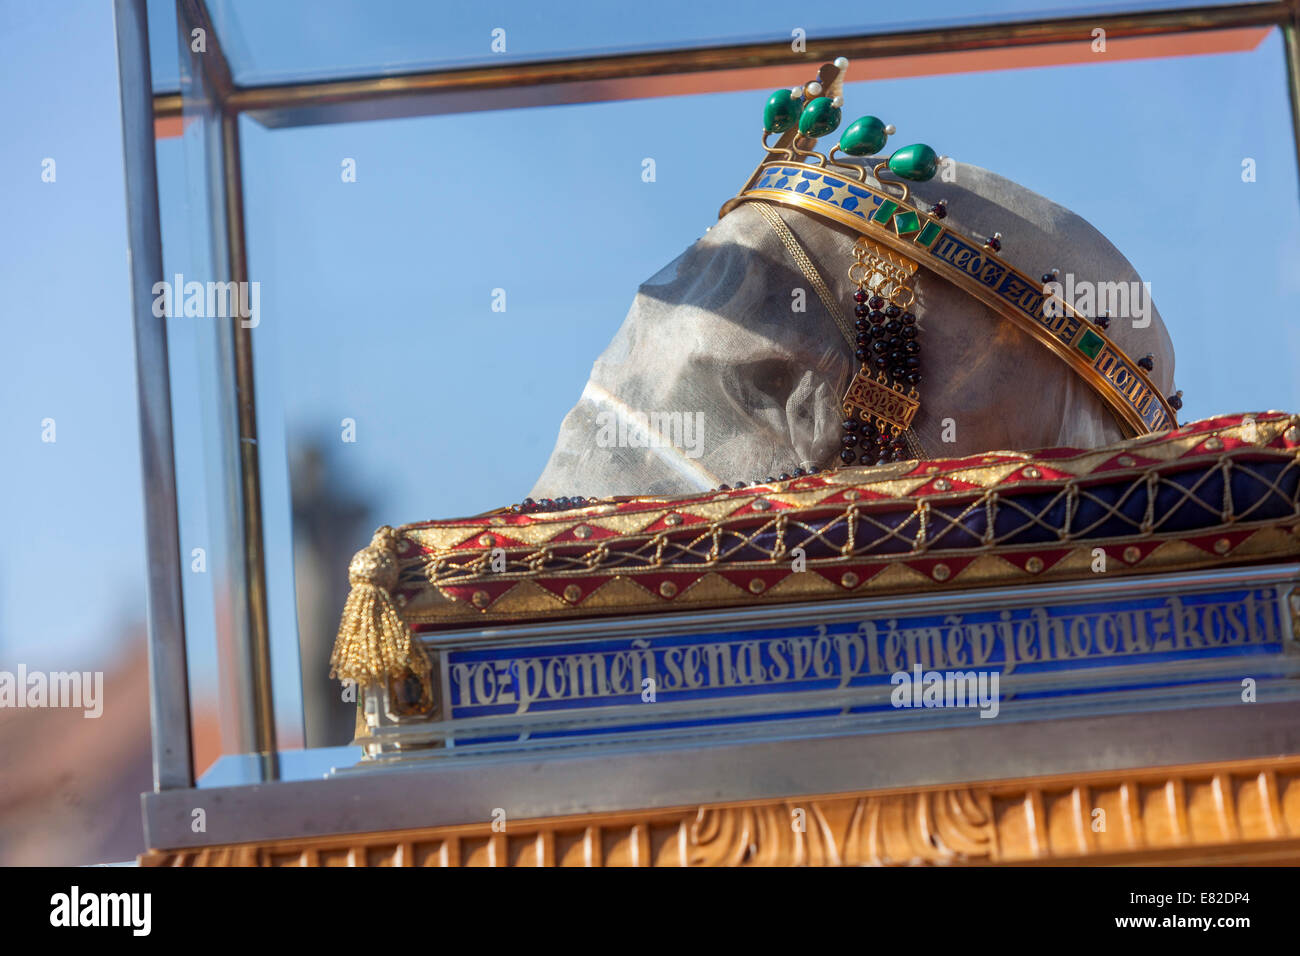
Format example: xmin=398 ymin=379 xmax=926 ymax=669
xmin=807 ymin=81 xmax=823 ymax=96
xmin=791 ymin=86 xmax=802 ymax=98
xmin=834 ymin=56 xmax=849 ymax=69
xmin=831 ymin=96 xmax=843 ymax=108
xmin=884 ymin=124 xmax=896 ymax=135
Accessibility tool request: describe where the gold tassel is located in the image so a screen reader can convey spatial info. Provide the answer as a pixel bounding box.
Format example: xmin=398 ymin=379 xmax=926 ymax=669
xmin=329 ymin=525 xmax=430 ymax=687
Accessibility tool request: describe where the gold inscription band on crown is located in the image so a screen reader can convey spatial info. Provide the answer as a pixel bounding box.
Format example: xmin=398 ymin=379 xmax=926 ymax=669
xmin=731 ymin=161 xmax=1176 ymax=437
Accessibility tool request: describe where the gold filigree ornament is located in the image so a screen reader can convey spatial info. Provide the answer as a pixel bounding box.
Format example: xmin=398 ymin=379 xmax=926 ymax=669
xmin=841 ymin=237 xmax=921 ymax=449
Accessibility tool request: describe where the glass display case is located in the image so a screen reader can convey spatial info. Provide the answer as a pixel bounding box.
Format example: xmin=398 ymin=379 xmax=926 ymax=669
xmin=117 ymin=0 xmax=1300 ymax=862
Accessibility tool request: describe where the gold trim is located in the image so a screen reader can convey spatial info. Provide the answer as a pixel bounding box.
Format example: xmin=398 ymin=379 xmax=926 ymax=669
xmin=140 ymin=753 xmax=1300 ymax=866
xmin=737 ymin=170 xmax=1174 ymax=437
xmin=405 ymin=521 xmax=1300 ymax=627
xmin=395 ymin=414 xmax=1300 ymax=627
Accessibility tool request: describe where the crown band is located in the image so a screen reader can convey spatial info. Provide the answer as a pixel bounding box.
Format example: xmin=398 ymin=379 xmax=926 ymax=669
xmin=728 ymin=160 xmax=1175 ymax=437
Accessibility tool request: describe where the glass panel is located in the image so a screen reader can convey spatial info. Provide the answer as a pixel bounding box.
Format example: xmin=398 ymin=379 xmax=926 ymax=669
xmin=147 ymin=0 xmax=180 ymax=92
xmin=202 ymin=0 xmax=1268 ymax=86
xmin=226 ymin=29 xmax=1300 ymax=750
xmin=159 ymin=19 xmax=306 ymax=772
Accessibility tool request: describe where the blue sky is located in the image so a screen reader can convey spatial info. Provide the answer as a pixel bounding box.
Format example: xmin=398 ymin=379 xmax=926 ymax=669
xmin=2 ymin=0 xmax=1298 ymax=754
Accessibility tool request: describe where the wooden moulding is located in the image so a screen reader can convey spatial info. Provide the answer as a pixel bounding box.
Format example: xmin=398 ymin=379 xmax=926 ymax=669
xmin=140 ymin=753 xmax=1300 ymax=866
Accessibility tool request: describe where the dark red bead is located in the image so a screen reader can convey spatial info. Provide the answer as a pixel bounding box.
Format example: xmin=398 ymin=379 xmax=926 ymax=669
xmin=840 ymin=449 xmax=856 ymax=464
xmin=985 ymin=236 xmax=1001 ymax=252
xmin=931 ymin=200 xmax=947 ymax=219
xmin=854 ymin=289 xmax=868 ymax=303
xmin=868 ymin=309 xmax=886 ymax=324
xmin=854 ymin=304 xmax=870 ymax=317
xmin=1138 ymin=354 xmax=1155 ymax=371
xmin=868 ymin=295 xmax=885 ymax=310
xmin=842 ymin=418 xmax=859 ymax=432
xmin=841 ymin=433 xmax=859 ymax=447
xmin=885 ymin=304 xmax=901 ymax=318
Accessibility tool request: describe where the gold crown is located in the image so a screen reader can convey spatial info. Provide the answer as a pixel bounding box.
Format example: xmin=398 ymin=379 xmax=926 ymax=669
xmin=722 ymin=57 xmax=1179 ymax=440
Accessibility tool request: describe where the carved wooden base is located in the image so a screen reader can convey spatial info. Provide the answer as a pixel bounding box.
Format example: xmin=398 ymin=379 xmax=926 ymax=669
xmin=140 ymin=754 xmax=1300 ymax=866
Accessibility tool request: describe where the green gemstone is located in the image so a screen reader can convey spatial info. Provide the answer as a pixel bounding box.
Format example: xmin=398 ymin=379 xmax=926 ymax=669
xmin=894 ymin=210 xmax=921 ymax=235
xmin=917 ymin=221 xmax=943 ymax=246
xmin=840 ymin=115 xmax=888 ymax=156
xmin=797 ymin=97 xmax=842 ymax=138
xmin=1077 ymin=329 xmax=1105 ymax=359
xmin=871 ymin=199 xmax=899 ymax=225
xmin=763 ymin=89 xmax=802 ymax=133
xmin=888 ymin=143 xmax=939 ymax=182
